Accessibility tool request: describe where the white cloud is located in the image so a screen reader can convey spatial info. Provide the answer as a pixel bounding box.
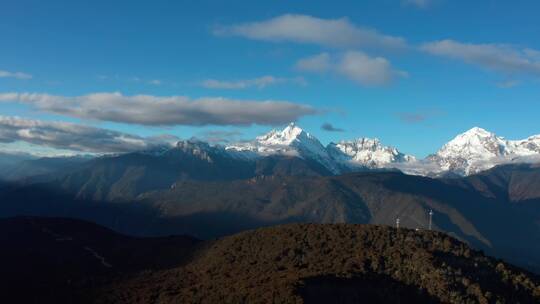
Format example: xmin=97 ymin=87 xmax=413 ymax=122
xmin=421 ymin=39 xmax=540 ymax=77
xmin=0 ymin=116 xmax=176 ymax=154
xmin=392 ymin=160 xmax=444 ymax=176
xmin=0 ymin=92 xmax=318 ymax=126
xmin=295 ymin=53 xmax=332 ymax=73
xmin=214 ymin=14 xmax=406 ymax=50
xmin=524 ymin=48 xmax=540 ymax=60
xmin=295 ymin=51 xmax=407 ymax=86
xmin=148 ymin=79 xmax=162 ymax=85
xmin=338 ymin=51 xmax=408 ymax=86
xmin=0 ymin=70 xmax=32 ymax=80
xmin=201 ymin=75 xmax=306 ymax=89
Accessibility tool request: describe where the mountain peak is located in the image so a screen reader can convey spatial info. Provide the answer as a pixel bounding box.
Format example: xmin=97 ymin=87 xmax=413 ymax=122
xmin=225 ymin=124 xmax=540 ymax=177
xmin=257 ymin=122 xmax=311 ymax=146
xmin=330 ymin=137 xmax=416 ymax=168
xmin=176 ymin=138 xmax=211 ymax=149
xmin=429 ymin=127 xmax=509 ymax=175
xmin=280 ymin=122 xmax=305 ymax=142
xmin=439 ymin=127 xmax=505 ymax=156
xmin=350 ymin=137 xmax=382 ymax=146
xmin=286 ymin=121 xmax=299 ymax=129
xmin=443 ymin=127 xmax=502 ymax=151
xmin=460 ymin=127 xmax=494 ymax=138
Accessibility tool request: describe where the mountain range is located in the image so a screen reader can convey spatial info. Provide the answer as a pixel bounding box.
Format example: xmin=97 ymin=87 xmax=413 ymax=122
xmin=1 ymin=123 xmax=540 ymax=275
xmin=169 ymin=123 xmax=540 ymax=177
xmin=223 ymin=123 xmax=540 ymax=177
xmin=2 ymin=156 xmax=540 ymax=273
xmin=2 ymin=123 xmax=539 ymax=180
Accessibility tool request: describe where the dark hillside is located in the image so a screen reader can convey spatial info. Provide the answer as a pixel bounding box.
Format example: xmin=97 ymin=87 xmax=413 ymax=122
xmin=96 ymin=224 xmax=540 ymax=304
xmin=0 ymin=217 xmax=200 ymax=303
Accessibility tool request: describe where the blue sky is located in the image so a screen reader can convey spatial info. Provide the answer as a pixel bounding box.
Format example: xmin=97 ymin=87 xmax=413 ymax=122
xmin=1 ymin=0 xmax=540 ymax=157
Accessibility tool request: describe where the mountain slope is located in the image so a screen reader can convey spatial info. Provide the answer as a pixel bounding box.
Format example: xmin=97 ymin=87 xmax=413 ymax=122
xmin=1 ymin=155 xmax=92 ymax=183
xmin=3 ymin=165 xmax=540 ymax=272
xmin=132 ymin=170 xmax=540 ymax=271
xmin=0 ymin=152 xmax=36 ymax=180
xmin=96 ymin=224 xmax=540 ymax=304
xmin=53 ymin=137 xmax=345 ymax=201
xmin=57 ymin=141 xmax=257 ymax=201
xmin=0 ymin=217 xmax=200 ymax=304
xmin=3 ymin=218 xmax=539 ymax=303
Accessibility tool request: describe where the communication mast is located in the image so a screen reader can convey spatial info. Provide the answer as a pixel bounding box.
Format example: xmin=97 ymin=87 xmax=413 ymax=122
xmin=428 ymin=209 xmax=433 ymax=230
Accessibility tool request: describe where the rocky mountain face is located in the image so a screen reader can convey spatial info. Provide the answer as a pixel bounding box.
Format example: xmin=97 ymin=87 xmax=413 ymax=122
xmin=328 ymin=138 xmax=416 ymax=169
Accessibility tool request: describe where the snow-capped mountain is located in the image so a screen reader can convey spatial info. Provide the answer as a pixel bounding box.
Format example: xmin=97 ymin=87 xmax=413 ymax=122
xmin=165 ymin=124 xmax=540 ymax=177
xmin=512 ymin=135 xmax=540 ymax=155
xmin=226 ymin=123 xmax=415 ymax=173
xmin=328 ymin=138 xmax=416 ymax=169
xmin=227 ymin=123 xmax=325 ymax=156
xmin=427 ymin=127 xmax=540 ymax=176
xmin=226 ymin=123 xmax=340 ymax=172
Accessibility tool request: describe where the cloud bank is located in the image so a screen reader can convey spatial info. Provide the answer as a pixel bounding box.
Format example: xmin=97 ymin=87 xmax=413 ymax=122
xmin=421 ymin=40 xmax=540 ymax=76
xmin=0 ymin=116 xmax=176 ymax=154
xmin=0 ymin=92 xmax=318 ymax=127
xmin=214 ymin=14 xmax=406 ymax=50
xmin=296 ymin=51 xmax=407 ymax=86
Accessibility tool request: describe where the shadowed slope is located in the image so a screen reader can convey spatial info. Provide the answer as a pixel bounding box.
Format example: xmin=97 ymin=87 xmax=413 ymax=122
xmin=96 ymin=224 xmax=540 ymax=304
xmin=0 ymin=217 xmax=200 ymax=303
